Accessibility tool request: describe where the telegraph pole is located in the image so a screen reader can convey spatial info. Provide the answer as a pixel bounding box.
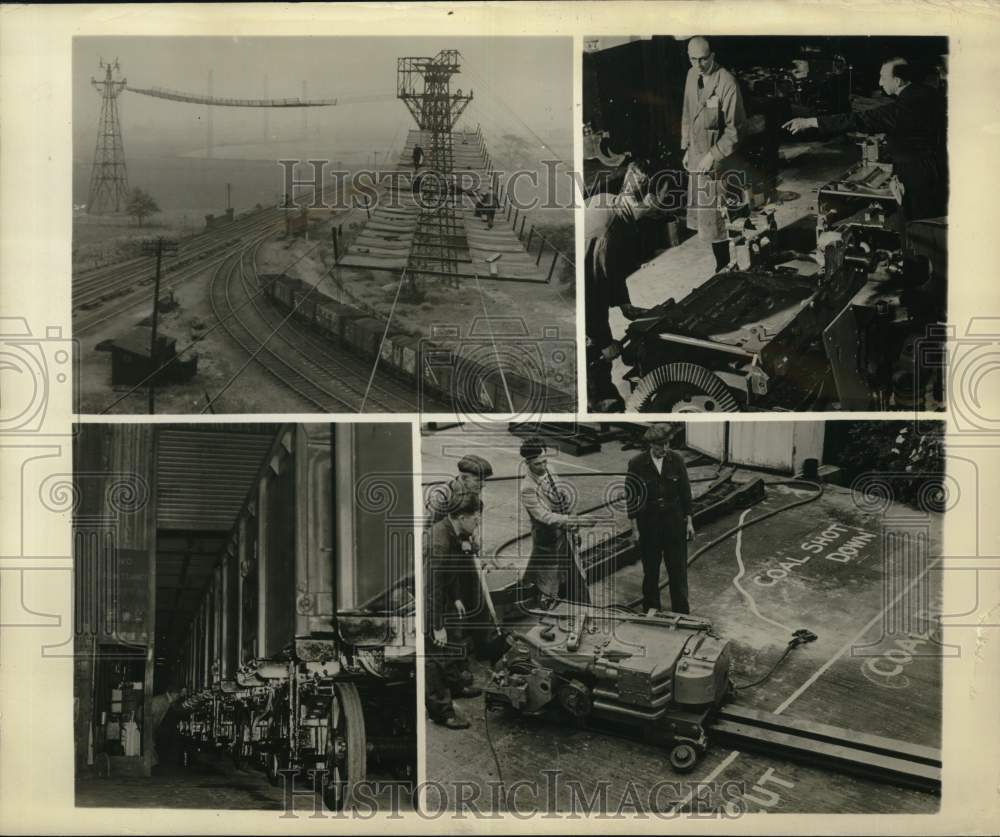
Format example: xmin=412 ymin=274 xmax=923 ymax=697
xmin=141 ymin=237 xmax=178 ymax=413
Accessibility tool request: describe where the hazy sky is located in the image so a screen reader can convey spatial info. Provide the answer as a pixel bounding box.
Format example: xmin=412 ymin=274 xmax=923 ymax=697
xmin=74 ymin=36 xmax=572 ymax=160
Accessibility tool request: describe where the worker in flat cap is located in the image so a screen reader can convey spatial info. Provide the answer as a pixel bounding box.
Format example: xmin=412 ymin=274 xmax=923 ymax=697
xmin=426 ymin=454 xmax=494 ymax=525
xmin=625 ymin=423 xmax=695 ymax=614
xmin=518 ymin=437 xmax=596 ymax=605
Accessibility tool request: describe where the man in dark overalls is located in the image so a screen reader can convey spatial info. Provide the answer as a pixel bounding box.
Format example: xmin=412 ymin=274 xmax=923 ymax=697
xmin=424 ymin=490 xmax=483 ymax=729
xmin=625 ymin=424 xmax=696 ymax=613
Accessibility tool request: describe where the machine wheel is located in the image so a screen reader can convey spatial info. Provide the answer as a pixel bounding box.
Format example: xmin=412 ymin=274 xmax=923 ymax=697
xmin=669 ymin=742 xmax=700 ymax=773
xmin=265 ymin=749 xmax=288 ymax=786
xmin=322 ymin=682 xmax=367 ymax=811
xmin=231 ymin=725 xmax=245 ymax=769
xmin=626 ymin=363 xmax=740 ymax=413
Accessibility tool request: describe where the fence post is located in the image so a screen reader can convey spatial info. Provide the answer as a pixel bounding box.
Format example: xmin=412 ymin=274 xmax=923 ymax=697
xmin=518 ymin=216 xmax=526 ymax=240
xmin=506 ymin=201 xmax=512 ymax=221
xmin=526 ymin=225 xmax=535 ymax=251
xmin=331 ymin=226 xmax=340 ymax=261
xmin=547 ymin=251 xmax=560 ymax=283
xmin=513 ymin=207 xmax=519 ymax=228
xmin=536 ymin=238 xmax=546 ymax=266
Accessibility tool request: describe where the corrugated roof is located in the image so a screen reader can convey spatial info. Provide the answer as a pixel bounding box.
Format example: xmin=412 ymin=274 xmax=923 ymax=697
xmin=156 ymin=427 xmax=278 ymax=532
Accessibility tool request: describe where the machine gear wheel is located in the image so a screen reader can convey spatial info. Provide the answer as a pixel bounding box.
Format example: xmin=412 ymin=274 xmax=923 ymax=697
xmin=626 ymin=363 xmax=741 ymax=413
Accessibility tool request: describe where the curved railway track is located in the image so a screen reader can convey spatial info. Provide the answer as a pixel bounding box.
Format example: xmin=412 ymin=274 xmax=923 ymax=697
xmin=208 ymin=236 xmax=434 ymax=413
xmin=73 ymin=209 xmax=285 ymax=316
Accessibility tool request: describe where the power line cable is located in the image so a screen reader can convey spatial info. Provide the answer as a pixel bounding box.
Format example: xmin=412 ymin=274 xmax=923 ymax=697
xmin=98 ymin=234 xmax=326 ymax=413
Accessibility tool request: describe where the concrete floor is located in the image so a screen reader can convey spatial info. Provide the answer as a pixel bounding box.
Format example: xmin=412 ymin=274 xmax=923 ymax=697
xmin=76 ymin=752 xmax=413 ymax=813
xmin=605 ymin=137 xmax=860 ymax=401
xmin=423 ymin=426 xmax=943 ymax=814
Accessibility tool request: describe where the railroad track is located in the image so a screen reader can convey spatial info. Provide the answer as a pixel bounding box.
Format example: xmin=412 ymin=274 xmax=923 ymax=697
xmin=73 ymin=208 xmax=285 ymax=313
xmin=207 ymin=237 xmax=424 ymax=413
xmin=240 ymin=242 xmax=449 ymax=412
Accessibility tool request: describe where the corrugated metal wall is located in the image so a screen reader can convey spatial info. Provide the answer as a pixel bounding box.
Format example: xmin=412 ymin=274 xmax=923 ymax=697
xmin=156 ymin=428 xmax=276 ymax=532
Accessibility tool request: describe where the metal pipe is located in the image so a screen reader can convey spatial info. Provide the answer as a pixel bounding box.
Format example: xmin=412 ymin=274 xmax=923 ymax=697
xmin=592 ymin=699 xmax=668 ymax=721
xmin=593 ymin=687 xmax=673 ymax=708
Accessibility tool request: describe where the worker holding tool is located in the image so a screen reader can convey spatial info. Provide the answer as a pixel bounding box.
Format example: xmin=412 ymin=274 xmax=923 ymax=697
xmin=425 ymin=454 xmax=493 ymax=525
xmin=518 ymin=437 xmax=596 ymax=606
xmin=424 ymin=490 xmax=484 ymax=730
xmin=626 ymin=424 xmax=696 ymax=614
xmin=681 ymin=36 xmax=749 ymax=266
xmin=783 ymin=57 xmax=947 ymax=225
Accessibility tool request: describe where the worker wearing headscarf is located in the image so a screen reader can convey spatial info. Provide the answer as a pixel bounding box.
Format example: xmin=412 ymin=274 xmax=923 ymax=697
xmin=518 ymin=437 xmax=594 ymax=605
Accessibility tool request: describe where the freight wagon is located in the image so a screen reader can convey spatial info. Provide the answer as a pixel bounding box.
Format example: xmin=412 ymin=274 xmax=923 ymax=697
xmin=262 ymin=274 xmax=575 ymax=412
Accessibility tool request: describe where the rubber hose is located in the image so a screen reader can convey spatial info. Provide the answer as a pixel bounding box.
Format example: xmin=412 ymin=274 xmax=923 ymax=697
xmin=624 ymin=479 xmax=824 ymax=610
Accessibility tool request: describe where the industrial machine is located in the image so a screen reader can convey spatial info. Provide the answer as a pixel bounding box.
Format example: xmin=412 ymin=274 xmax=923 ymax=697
xmin=474 ymin=467 xmax=941 ymax=791
xmin=581 ymin=37 xmax=947 ymax=413
xmin=485 ymin=606 xmax=732 ymax=772
xmin=173 ymin=424 xmax=416 ymax=810
xmin=620 ymin=189 xmax=946 ymax=412
xmin=480 ymin=557 xmax=939 ymax=789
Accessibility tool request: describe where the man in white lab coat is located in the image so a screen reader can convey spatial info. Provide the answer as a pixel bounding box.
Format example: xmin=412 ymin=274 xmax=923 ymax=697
xmin=681 ymin=37 xmax=749 ymax=257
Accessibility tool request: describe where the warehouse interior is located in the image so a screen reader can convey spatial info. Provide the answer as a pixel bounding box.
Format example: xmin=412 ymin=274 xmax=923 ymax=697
xmin=422 ymin=420 xmax=947 ymax=813
xmin=73 ymin=423 xmax=416 ymax=811
xmin=583 ymin=35 xmax=948 ymax=412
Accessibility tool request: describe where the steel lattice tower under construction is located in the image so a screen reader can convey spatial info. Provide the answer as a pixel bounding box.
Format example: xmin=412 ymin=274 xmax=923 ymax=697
xmin=88 ymin=59 xmax=129 ymax=214
xmin=397 ymin=50 xmax=473 ymax=289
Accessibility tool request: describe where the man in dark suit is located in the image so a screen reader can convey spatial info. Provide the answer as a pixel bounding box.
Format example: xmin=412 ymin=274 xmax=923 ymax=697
xmin=625 ymin=424 xmax=696 ymax=613
xmin=424 ymin=490 xmax=483 ymax=729
xmin=784 ymin=57 xmax=948 ymax=225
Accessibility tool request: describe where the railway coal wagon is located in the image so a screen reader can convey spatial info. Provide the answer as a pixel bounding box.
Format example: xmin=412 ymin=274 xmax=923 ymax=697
xmin=174 ymin=423 xmax=416 ymax=809
xmin=263 ymin=273 xmax=572 ymax=412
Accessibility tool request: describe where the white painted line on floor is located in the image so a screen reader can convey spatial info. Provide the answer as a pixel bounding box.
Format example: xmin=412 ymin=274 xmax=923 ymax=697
xmin=671 ymin=749 xmax=741 ymax=812
xmin=671 ymin=556 xmax=941 ymax=809
xmin=732 ymin=508 xmax=795 ymax=635
xmin=773 ymin=556 xmax=942 ymax=716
